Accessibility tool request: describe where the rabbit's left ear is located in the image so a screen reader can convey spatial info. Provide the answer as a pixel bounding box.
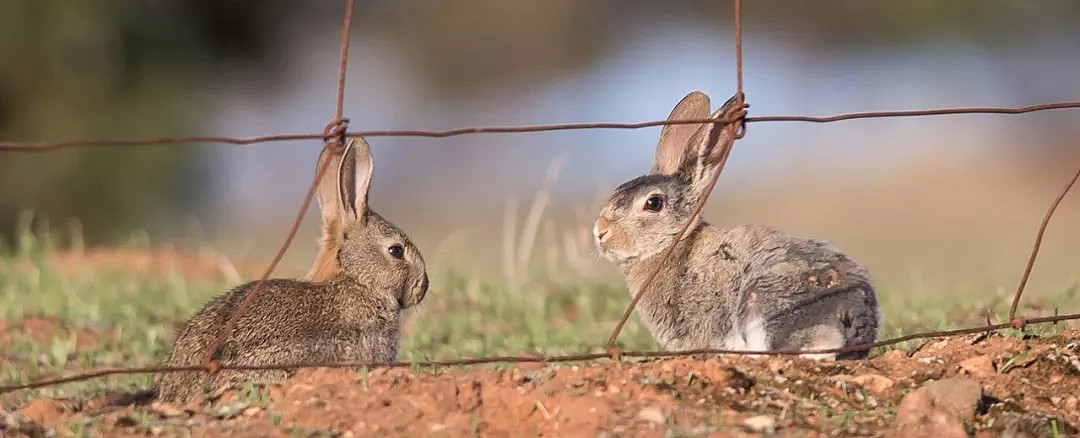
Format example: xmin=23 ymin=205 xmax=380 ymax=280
xmin=683 ymin=95 xmax=744 ymax=193
xmin=338 ymin=137 xmax=374 ymax=224
xmin=652 ymin=91 xmax=710 ymax=176
xmin=306 ymin=143 xmax=347 ymax=281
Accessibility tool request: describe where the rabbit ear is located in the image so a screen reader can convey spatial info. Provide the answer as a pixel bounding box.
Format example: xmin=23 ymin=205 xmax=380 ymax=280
xmin=338 ymin=137 xmax=374 ymax=224
xmin=652 ymin=91 xmax=711 ymax=176
xmin=683 ymin=95 xmax=743 ymax=192
xmin=305 ymin=144 xmax=346 ymax=281
xmin=315 ymin=143 xmax=345 ymax=228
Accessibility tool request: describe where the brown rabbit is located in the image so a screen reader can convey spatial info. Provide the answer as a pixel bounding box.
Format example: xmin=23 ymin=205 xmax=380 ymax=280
xmin=594 ymin=91 xmax=879 ymax=359
xmin=155 ymin=138 xmax=429 ymax=402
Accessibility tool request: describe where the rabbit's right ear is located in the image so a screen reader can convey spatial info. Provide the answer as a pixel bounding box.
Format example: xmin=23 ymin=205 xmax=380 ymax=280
xmin=338 ymin=137 xmax=375 ymax=224
xmin=682 ymin=94 xmax=745 ymax=196
xmin=652 ymin=91 xmax=711 ymax=176
xmin=305 ymin=144 xmax=346 ymax=281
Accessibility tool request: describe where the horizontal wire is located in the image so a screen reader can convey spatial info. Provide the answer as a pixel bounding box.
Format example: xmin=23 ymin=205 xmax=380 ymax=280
xmin=2 ymin=101 xmax=1079 ymax=151
xmin=2 ymin=311 xmax=1076 ymax=394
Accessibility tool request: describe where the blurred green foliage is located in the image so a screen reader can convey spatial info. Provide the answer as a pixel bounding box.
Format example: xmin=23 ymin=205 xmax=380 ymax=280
xmin=0 ymin=0 xmax=294 ymax=244
xmin=1 ymin=223 xmax=1074 ymax=407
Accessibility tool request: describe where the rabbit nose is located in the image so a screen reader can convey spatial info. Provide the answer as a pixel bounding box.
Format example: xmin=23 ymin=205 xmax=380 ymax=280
xmin=594 ymin=217 xmax=613 ymax=242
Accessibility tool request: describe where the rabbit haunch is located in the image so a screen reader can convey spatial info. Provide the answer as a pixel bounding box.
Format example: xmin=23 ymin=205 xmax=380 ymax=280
xmin=155 ymin=138 xmax=429 ymax=403
xmin=594 ymin=91 xmax=880 ymax=359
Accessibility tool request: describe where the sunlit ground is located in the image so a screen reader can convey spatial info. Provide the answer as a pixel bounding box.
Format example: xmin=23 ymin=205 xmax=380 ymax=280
xmin=3 ymin=160 xmax=1078 ymax=407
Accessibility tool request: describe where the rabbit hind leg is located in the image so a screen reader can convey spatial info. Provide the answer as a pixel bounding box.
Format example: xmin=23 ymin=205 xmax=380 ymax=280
xmin=788 ymin=324 xmax=845 ymax=360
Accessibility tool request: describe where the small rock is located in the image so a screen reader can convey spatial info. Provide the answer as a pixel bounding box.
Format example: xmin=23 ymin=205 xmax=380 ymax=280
xmin=284 ymin=383 xmax=315 ymax=397
xmin=959 ymin=355 xmax=994 ymax=378
xmin=16 ymin=399 xmax=65 ymax=425
xmin=209 ymin=401 xmax=250 ymax=420
xmin=894 ymin=378 xmax=982 ymax=438
xmin=850 ymin=374 xmax=895 ymax=393
xmin=149 ymin=401 xmax=187 ymax=418
xmin=928 ymin=340 xmax=949 ymax=351
xmin=743 ymin=415 xmax=776 ymax=433
xmin=1066 ymin=396 xmax=1079 ymax=411
xmin=637 ymin=406 xmax=667 ymax=425
xmin=510 ymin=368 xmax=526 ymax=385
xmin=242 ymin=406 xmax=263 ymax=417
xmin=881 ymin=349 xmax=906 ymax=361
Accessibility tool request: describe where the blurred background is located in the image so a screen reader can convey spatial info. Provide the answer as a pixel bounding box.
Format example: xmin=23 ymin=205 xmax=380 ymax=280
xmin=2 ymin=0 xmax=1079 ymax=300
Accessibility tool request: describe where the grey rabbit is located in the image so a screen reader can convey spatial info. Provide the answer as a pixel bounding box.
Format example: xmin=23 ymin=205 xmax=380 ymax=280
xmin=156 ymin=137 xmax=429 ymax=403
xmin=593 ymin=91 xmax=879 ymax=359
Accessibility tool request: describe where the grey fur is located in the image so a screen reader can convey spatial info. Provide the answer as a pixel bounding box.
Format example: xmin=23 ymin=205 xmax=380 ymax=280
xmin=155 ymin=139 xmax=428 ymax=402
xmin=595 ymin=91 xmax=879 ymax=359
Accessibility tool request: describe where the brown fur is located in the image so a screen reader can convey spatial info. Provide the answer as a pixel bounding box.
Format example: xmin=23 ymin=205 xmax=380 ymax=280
xmin=306 ymin=143 xmax=346 ymax=282
xmin=156 ymin=138 xmax=428 ymax=402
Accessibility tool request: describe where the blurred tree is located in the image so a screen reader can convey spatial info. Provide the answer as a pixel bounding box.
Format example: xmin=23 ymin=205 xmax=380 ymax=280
xmin=2 ymin=0 xmax=1077 ymax=247
xmin=0 ymin=0 xmax=296 ymax=245
xmin=385 ymin=0 xmax=608 ymax=95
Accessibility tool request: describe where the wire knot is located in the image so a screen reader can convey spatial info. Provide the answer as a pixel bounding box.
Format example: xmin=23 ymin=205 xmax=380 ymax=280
xmin=728 ymin=92 xmax=749 ymax=139
xmin=606 ymin=345 xmax=623 ymax=362
xmin=323 ymin=117 xmax=351 ymax=147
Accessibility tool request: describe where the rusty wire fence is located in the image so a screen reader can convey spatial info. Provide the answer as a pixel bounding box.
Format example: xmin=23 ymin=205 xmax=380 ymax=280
xmin=2 ymin=0 xmax=1080 ymax=394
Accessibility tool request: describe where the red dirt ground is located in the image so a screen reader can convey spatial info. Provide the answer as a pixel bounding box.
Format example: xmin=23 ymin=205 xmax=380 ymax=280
xmin=3 ymin=328 xmax=1079 ymax=437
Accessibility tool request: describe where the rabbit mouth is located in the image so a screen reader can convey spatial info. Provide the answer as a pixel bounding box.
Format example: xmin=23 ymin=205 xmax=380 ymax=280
xmin=401 ymin=273 xmax=429 ymax=308
xmin=595 ymin=243 xmax=633 ymax=264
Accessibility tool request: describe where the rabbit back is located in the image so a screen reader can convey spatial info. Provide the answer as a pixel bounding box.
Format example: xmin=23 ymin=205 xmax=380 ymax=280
xmin=620 ymin=223 xmax=878 ymax=358
xmin=155 ymin=277 xmax=400 ymax=403
xmin=721 ymin=224 xmax=879 ymax=358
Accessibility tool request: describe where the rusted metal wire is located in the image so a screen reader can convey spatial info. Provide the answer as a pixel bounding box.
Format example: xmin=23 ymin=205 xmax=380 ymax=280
xmin=2 ymin=102 xmax=1080 ymax=152
xmin=745 ymin=101 xmax=1080 ymax=123
xmin=606 ymin=0 xmax=749 ymax=353
xmin=2 ymin=0 xmax=1079 ymax=398
xmin=1008 ymin=162 xmax=1080 ymax=328
xmin=3 ymin=311 xmax=1078 ymax=394
xmin=734 ymin=0 xmax=743 ymax=96
xmin=334 ymin=1 xmax=354 ymax=125
xmin=199 ymin=0 xmax=358 ymax=370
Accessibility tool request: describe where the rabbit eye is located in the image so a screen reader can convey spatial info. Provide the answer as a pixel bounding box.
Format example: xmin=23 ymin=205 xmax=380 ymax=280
xmin=643 ymin=195 xmax=664 ymax=212
xmin=388 ymin=244 xmax=405 ymax=259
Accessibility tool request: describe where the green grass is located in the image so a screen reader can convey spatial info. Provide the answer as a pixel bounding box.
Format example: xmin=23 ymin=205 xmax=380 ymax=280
xmin=1 ymin=219 xmax=1077 ymax=408
xmin=0 ymin=222 xmax=656 ymax=406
